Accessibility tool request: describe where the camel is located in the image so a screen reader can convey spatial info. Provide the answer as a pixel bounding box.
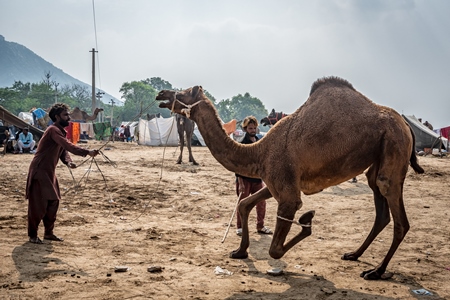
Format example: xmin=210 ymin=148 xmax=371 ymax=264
xmin=175 ymin=114 xmax=198 ymax=165
xmin=70 ymin=107 xmax=104 ymax=122
xmin=146 ymin=113 xmax=161 ymax=121
xmin=260 ymin=109 xmax=289 ymax=126
xmin=156 ymin=76 xmax=424 ymax=280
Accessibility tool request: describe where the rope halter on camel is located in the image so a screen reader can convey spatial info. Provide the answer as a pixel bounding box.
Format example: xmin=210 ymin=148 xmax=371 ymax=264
xmin=277 ymin=215 xmax=312 ymax=227
xmin=170 ymin=91 xmax=203 ymax=119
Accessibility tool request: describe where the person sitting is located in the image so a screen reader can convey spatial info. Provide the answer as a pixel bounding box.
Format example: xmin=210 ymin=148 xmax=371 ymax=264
xmin=18 ymin=127 xmax=36 ymax=154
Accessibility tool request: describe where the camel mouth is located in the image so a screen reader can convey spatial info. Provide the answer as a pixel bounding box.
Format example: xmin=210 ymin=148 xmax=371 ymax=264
xmin=156 ymin=100 xmax=172 ymax=109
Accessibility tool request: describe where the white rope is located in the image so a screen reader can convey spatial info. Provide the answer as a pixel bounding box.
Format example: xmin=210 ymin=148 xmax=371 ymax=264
xmin=277 ymin=215 xmax=312 ymax=227
xmin=170 ymin=91 xmax=203 ymax=119
xmin=177 ymin=99 xmax=202 ymax=119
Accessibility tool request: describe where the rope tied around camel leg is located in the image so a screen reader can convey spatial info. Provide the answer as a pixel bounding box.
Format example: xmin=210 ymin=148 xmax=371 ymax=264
xmin=277 ymin=211 xmax=315 ymax=228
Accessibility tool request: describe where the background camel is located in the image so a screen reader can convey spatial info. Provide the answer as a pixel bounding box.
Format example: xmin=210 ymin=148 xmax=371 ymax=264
xmin=156 ymin=76 xmax=424 ymax=280
xmin=146 ymin=113 xmax=161 ymax=120
xmin=70 ymin=107 xmax=103 ymax=122
xmin=175 ymin=114 xmax=198 ymax=165
xmin=260 ymin=109 xmax=289 ymax=126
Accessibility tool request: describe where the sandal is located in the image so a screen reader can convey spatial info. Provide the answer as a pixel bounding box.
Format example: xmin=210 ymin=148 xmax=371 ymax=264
xmin=257 ymin=227 xmax=273 ymax=234
xmin=29 ymin=237 xmax=43 ymax=244
xmin=44 ymin=234 xmax=64 ymax=242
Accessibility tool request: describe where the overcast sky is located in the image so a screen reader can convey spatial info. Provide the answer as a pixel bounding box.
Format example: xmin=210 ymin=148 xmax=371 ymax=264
xmin=1 ymin=0 xmax=449 ymax=128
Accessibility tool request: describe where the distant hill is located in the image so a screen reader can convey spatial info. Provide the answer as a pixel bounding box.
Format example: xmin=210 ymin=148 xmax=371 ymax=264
xmin=0 ymin=35 xmax=121 ymax=105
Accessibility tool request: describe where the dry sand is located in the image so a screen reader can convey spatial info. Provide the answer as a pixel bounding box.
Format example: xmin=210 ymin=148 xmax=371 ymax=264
xmin=0 ymin=141 xmax=449 ymax=299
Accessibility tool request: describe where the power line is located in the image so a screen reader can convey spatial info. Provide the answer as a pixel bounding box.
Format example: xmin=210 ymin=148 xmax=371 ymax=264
xmin=92 ymin=0 xmax=102 ymax=90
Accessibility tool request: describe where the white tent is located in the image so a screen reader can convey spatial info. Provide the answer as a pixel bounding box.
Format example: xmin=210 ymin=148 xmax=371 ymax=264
xmin=138 ymin=117 xmax=179 ymax=146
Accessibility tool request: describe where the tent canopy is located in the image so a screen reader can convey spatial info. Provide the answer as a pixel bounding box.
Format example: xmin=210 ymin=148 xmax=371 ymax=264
xmin=403 ymin=115 xmax=448 ymax=150
xmin=0 ymin=105 xmax=44 ymax=138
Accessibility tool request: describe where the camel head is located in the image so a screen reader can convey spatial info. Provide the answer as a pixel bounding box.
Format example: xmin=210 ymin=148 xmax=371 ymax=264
xmin=260 ymin=117 xmax=271 ymax=126
xmin=156 ymin=86 xmax=205 ymax=116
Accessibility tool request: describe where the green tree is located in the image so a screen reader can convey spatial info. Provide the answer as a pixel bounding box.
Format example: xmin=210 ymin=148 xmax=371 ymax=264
xmin=143 ymin=77 xmax=173 ymax=91
xmin=216 ymin=92 xmax=268 ymax=128
xmin=119 ymin=81 xmax=159 ymax=121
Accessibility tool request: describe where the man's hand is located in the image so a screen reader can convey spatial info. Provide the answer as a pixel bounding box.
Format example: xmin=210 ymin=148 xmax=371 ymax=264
xmin=88 ymin=150 xmax=99 ymax=157
xmin=68 ymin=162 xmax=77 ymax=169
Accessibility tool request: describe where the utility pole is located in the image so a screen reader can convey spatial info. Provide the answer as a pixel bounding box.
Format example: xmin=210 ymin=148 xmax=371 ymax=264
xmin=96 ymin=91 xmax=105 ymax=122
xmin=110 ymin=99 xmax=115 ymax=126
xmin=53 ymin=82 xmax=59 ymax=104
xmin=90 ymin=48 xmax=98 ymax=114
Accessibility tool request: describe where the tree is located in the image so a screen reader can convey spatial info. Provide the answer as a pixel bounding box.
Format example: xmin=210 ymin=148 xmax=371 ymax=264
xmin=216 ymin=92 xmax=268 ymax=128
xmin=119 ymin=81 xmax=158 ymax=121
xmin=143 ymin=77 xmax=173 ymax=91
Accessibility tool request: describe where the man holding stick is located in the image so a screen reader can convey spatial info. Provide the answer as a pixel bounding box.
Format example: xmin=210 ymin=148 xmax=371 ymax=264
xmin=26 ymin=103 xmax=99 ymax=244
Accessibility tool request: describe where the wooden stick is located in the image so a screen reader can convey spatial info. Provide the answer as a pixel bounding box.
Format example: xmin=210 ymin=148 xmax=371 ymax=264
xmin=221 ymin=192 xmax=242 ymax=243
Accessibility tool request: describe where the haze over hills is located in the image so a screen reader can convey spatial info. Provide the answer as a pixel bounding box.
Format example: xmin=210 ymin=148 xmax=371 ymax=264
xmin=0 ymin=35 xmax=122 ymax=105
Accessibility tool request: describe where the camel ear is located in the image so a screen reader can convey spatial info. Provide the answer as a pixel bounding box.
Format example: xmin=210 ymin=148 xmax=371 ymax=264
xmin=191 ymin=86 xmax=203 ymax=98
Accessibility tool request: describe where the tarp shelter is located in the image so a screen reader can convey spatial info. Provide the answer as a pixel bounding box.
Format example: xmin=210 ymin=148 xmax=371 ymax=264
xmin=138 ymin=117 xmax=179 ymax=146
xmin=18 ymin=112 xmax=34 ymax=125
xmin=0 ymin=105 xmax=44 ymax=138
xmin=403 ymin=115 xmax=448 ymax=150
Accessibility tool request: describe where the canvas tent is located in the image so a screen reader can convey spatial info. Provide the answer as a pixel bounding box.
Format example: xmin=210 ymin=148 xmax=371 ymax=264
xmin=138 ymin=117 xmax=179 ymax=146
xmin=138 ymin=116 xmax=208 ymax=146
xmin=403 ymin=115 xmax=448 ymax=150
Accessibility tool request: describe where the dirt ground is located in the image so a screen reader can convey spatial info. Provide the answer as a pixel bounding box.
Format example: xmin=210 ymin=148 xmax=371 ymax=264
xmin=0 ymin=141 xmax=449 ymax=300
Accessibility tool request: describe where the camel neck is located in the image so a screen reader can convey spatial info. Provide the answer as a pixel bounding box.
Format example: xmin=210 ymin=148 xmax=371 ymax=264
xmin=190 ymin=101 xmax=262 ymax=178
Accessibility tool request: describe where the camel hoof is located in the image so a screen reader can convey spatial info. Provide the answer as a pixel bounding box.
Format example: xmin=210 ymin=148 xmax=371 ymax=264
xmin=360 ymin=269 xmax=392 ymax=280
xmin=176 ymin=161 xmax=182 ymax=164
xmin=342 ymin=253 xmax=359 ymax=261
xmin=192 ymin=161 xmax=199 ymax=165
xmin=230 ymin=250 xmax=248 ymax=259
xmin=299 ymin=210 xmax=315 ymax=225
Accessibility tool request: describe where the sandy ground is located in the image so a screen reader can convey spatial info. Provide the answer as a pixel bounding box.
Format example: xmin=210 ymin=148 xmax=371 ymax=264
xmin=0 ymin=141 xmax=449 ymax=300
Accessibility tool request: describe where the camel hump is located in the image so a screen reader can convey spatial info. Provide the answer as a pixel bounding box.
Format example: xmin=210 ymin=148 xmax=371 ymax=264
xmin=309 ymin=76 xmax=355 ymax=96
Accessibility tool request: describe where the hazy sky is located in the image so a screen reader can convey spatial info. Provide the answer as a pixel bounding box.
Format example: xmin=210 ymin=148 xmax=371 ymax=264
xmin=1 ymin=0 xmax=449 ymax=128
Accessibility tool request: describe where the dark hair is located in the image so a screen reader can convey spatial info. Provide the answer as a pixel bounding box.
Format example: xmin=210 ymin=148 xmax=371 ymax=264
xmin=49 ymin=103 xmax=70 ymax=122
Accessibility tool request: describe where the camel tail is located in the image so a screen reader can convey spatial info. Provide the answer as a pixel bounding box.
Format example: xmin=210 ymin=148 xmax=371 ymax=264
xmin=408 ymin=125 xmax=425 ymax=174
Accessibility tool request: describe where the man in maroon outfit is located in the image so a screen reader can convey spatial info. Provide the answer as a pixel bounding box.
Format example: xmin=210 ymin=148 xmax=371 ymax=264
xmin=26 ymin=103 xmax=98 ymax=244
xmin=235 ymin=116 xmax=272 ymax=236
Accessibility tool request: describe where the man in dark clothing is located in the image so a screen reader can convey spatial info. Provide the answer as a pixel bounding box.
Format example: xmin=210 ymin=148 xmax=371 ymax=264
xmin=235 ymin=116 xmax=272 ymax=236
xmin=26 ymin=103 xmax=99 ymax=244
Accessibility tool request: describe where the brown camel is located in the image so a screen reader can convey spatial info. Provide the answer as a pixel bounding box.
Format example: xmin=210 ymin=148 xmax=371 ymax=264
xmin=260 ymin=109 xmax=289 ymax=126
xmin=175 ymin=114 xmax=198 ymax=165
xmin=156 ymin=76 xmax=424 ymax=280
xmin=70 ymin=107 xmax=104 ymax=122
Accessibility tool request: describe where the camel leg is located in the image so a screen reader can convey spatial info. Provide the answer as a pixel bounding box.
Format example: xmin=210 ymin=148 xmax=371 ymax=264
xmin=361 ymin=179 xmax=408 ymax=280
xmin=177 ymin=131 xmax=184 ymax=164
xmin=342 ymin=165 xmax=391 ymax=261
xmin=267 ymin=196 xmax=315 ymax=259
xmin=230 ymin=187 xmax=272 ymax=259
xmin=186 ymin=124 xmax=198 ymax=165
xmin=349 ymin=149 xmax=409 ymax=280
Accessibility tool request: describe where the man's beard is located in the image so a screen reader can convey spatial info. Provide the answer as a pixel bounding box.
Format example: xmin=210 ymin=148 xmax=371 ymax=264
xmin=247 ymin=132 xmax=256 ymax=137
xmin=59 ymin=119 xmax=70 ymax=127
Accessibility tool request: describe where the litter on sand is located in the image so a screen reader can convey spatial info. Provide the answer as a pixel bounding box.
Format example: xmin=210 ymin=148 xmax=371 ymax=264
xmin=147 ymin=266 xmax=163 ymax=273
xmin=412 ymin=288 xmax=433 ymax=296
xmin=114 ymin=266 xmax=130 ymax=272
xmin=214 ymin=266 xmax=233 ymax=275
xmin=267 ymin=268 xmax=284 ymax=276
